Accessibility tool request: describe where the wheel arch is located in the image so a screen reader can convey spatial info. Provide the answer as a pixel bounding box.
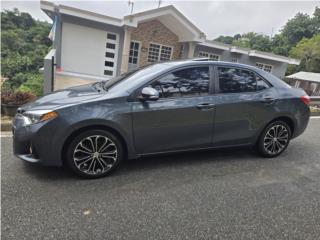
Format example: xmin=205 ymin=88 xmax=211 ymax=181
xmin=254 ymin=115 xmax=296 ymax=145
xmin=60 ymin=121 xmax=137 ymax=165
xmin=270 ymin=116 xmax=295 ymax=134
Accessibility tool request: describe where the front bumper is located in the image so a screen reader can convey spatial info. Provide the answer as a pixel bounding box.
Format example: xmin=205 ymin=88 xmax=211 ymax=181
xmin=12 ymin=114 xmax=63 ymax=166
xmin=12 ymin=114 xmax=42 ymax=164
xmin=16 ymin=154 xmax=41 ymax=163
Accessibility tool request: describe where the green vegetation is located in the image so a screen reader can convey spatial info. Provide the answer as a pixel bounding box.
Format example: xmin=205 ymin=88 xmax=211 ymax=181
xmin=289 ymin=35 xmax=320 ymax=74
xmin=215 ymin=7 xmax=320 ymax=73
xmin=1 ymin=9 xmax=51 ymax=96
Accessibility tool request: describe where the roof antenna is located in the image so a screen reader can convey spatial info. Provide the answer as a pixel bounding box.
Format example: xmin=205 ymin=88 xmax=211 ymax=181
xmin=158 ymin=0 xmax=162 ymax=8
xmin=128 ymin=0 xmax=134 ymax=14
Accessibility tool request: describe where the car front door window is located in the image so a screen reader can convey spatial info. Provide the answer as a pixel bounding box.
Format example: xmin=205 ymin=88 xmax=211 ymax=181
xmin=150 ymin=67 xmax=210 ymax=98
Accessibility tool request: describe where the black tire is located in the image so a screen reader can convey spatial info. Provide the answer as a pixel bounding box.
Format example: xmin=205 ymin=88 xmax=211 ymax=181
xmin=65 ymin=129 xmax=124 ymax=179
xmin=257 ymin=120 xmax=292 ymax=158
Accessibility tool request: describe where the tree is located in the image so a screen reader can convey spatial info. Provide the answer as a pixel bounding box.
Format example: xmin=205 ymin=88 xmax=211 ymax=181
xmin=289 ymin=34 xmax=320 ymax=73
xmin=313 ymin=7 xmax=320 ymax=35
xmin=214 ymin=35 xmax=235 ymax=44
xmin=231 ymin=32 xmax=273 ymax=52
xmin=281 ymin=12 xmax=317 ymax=49
xmin=271 ymin=34 xmax=291 ymax=56
xmin=1 ymin=9 xmax=51 ymax=95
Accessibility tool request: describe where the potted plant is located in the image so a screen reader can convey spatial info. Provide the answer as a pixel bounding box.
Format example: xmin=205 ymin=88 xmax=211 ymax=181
xmin=1 ymin=90 xmax=36 ymax=117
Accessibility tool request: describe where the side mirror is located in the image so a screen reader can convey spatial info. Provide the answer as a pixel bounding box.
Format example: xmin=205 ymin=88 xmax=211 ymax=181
xmin=139 ymin=87 xmax=159 ymax=101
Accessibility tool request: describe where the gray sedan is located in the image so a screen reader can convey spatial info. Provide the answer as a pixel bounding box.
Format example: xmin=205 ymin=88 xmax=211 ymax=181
xmin=12 ymin=60 xmax=310 ymax=178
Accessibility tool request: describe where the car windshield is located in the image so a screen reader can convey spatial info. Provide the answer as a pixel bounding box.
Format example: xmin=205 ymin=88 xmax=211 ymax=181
xmin=102 ymin=63 xmax=172 ymax=92
xmin=103 ymin=67 xmax=145 ymax=90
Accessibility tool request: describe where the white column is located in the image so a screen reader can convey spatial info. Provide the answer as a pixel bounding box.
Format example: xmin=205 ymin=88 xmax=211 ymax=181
xmin=187 ymin=42 xmax=196 ymax=59
xmin=120 ymin=27 xmax=131 ymax=74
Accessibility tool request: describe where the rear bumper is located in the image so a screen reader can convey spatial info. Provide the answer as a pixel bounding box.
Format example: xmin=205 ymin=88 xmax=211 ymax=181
xmin=292 ymin=107 xmax=310 ymax=139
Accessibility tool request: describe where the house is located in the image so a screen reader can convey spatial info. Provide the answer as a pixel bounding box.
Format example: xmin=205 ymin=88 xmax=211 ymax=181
xmin=286 ymin=71 xmax=320 ymax=96
xmin=40 ymin=1 xmax=300 ymax=92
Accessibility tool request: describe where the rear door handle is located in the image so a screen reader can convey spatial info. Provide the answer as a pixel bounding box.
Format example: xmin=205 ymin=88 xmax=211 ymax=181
xmin=196 ymin=103 xmax=215 ymax=110
xmin=262 ymin=97 xmax=275 ymax=103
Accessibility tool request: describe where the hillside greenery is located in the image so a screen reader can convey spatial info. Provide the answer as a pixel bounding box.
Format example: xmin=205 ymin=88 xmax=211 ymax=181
xmin=1 ymin=9 xmax=51 ymax=96
xmin=215 ymin=7 xmax=320 ymax=73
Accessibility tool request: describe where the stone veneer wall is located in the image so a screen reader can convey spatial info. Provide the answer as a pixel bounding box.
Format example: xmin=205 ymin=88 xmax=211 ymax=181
xmin=130 ymin=20 xmax=181 ymax=67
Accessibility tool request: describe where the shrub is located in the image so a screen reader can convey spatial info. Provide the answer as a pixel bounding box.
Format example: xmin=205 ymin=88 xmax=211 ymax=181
xmin=1 ymin=90 xmax=36 ymax=105
xmin=17 ymin=73 xmax=43 ymax=96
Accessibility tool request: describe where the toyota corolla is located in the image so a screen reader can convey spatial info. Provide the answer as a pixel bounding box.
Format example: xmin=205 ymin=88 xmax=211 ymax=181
xmin=12 ymin=60 xmax=310 ymax=178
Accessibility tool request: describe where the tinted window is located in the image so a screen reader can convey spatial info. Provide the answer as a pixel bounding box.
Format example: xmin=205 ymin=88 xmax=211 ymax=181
xmin=256 ymin=75 xmax=270 ymax=90
xmin=106 ymin=43 xmax=116 ymax=49
xmin=218 ymin=67 xmax=256 ymax=93
xmin=105 ymin=61 xmax=114 ymax=67
xmin=150 ymin=67 xmax=210 ymax=98
xmin=107 ymin=33 xmax=117 ymax=40
xmin=105 ymin=52 xmax=115 ymax=58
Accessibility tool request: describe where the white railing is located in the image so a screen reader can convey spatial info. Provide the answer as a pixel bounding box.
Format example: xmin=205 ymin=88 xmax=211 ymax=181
xmin=310 ymin=96 xmax=320 ymax=104
xmin=310 ymin=96 xmax=320 ymax=116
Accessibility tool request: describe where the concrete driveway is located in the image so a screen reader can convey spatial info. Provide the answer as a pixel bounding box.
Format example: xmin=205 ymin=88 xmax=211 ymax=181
xmin=1 ymin=119 xmax=320 ymax=240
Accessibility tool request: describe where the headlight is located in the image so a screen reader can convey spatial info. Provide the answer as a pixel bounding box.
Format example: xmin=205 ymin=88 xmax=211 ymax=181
xmin=22 ymin=110 xmax=58 ymax=126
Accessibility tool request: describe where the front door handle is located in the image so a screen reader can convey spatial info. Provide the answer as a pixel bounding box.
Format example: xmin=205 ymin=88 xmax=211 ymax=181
xmin=196 ymin=103 xmax=215 ymax=110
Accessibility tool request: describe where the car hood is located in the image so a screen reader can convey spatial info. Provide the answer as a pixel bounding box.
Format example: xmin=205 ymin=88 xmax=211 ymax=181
xmin=20 ymin=84 xmax=103 ymax=111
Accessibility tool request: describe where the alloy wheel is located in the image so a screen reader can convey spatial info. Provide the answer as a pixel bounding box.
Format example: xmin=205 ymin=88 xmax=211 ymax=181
xmin=263 ymin=124 xmax=289 ymax=155
xmin=73 ymin=135 xmax=118 ymax=175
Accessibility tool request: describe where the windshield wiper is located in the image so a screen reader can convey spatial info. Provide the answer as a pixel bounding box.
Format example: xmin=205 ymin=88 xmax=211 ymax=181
xmin=92 ymin=82 xmax=105 ymax=92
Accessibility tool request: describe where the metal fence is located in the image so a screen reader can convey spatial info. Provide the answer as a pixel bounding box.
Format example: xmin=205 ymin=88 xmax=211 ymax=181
xmin=310 ymin=96 xmax=320 ymax=116
xmin=310 ymin=96 xmax=320 ymax=104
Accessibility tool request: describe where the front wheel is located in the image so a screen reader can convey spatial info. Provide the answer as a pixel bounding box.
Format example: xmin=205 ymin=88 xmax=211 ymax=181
xmin=257 ymin=121 xmax=291 ymax=158
xmin=65 ymin=130 xmax=124 ymax=179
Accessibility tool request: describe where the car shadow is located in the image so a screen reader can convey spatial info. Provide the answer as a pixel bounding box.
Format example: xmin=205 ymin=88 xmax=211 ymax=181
xmin=21 ymin=162 xmax=75 ymax=181
xmin=115 ymin=146 xmax=257 ymax=176
xmin=21 ymin=147 xmax=257 ymax=181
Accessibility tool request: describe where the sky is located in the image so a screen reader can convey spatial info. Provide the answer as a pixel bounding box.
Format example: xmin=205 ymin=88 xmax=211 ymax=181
xmin=1 ymin=0 xmax=319 ymax=39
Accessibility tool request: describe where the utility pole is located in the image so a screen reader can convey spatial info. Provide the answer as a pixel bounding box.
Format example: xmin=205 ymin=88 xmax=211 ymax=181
xmin=128 ymin=0 xmax=134 ymax=15
xmin=158 ymin=0 xmax=162 ymax=8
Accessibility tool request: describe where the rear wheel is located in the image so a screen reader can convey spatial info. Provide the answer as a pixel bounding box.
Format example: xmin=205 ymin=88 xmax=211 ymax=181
xmin=65 ymin=130 xmax=124 ymax=178
xmin=257 ymin=121 xmax=291 ymax=158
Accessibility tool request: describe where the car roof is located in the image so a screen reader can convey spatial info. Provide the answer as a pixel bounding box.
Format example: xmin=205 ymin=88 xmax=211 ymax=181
xmin=108 ymin=59 xmax=288 ymax=94
xmin=161 ymin=59 xmax=263 ymax=72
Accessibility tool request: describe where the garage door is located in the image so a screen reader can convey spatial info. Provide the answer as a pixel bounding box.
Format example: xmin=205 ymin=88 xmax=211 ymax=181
xmin=61 ymin=22 xmax=119 ymax=78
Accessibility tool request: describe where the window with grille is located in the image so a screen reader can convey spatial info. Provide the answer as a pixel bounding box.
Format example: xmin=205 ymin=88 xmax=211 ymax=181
xmin=231 ymin=58 xmax=238 ymax=63
xmin=104 ymin=32 xmax=118 ymax=77
xmin=129 ymin=41 xmax=140 ymax=65
xmin=160 ymin=46 xmax=172 ymax=61
xmin=256 ymin=62 xmax=273 ymax=73
xmin=198 ymin=51 xmax=220 ymax=61
xmin=148 ymin=43 xmax=172 ymax=62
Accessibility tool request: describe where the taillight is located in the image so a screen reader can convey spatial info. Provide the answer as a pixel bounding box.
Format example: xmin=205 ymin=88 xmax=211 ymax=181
xmin=300 ymin=95 xmax=310 ymax=105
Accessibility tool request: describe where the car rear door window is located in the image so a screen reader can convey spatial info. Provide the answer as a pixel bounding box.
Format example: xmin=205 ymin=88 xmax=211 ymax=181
xmin=256 ymin=75 xmax=270 ymax=91
xmin=218 ymin=67 xmax=257 ymax=93
xmin=151 ymin=67 xmax=210 ymax=98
